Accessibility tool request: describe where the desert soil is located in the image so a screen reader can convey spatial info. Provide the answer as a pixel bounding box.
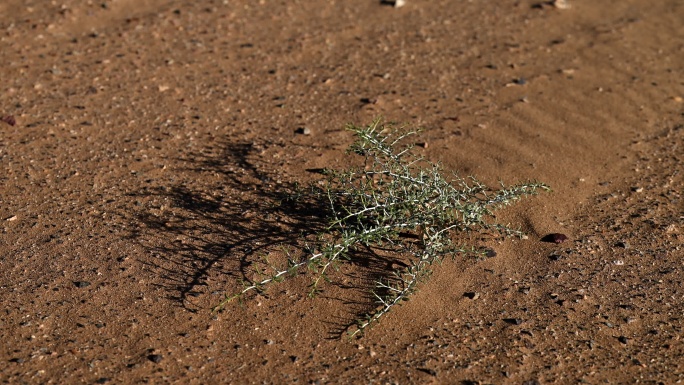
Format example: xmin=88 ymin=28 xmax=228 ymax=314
xmin=1 ymin=0 xmax=683 ymax=384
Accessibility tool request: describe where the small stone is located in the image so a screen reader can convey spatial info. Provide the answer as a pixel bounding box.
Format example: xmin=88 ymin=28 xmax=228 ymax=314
xmin=394 ymin=0 xmax=406 ymax=8
xmin=95 ymin=378 xmax=111 ymax=384
xmin=553 ymin=0 xmax=570 ymax=9
xmin=484 ymin=248 xmax=497 ymax=258
xmin=618 ymin=336 xmax=629 ymax=344
xmin=615 ymin=241 xmax=630 ymax=249
xmin=541 ymin=233 xmax=568 ymax=244
xmin=1 ymin=115 xmax=16 ymax=126
xmin=463 ymin=292 xmax=480 ymax=300
xmin=5 ymin=215 xmax=17 ymax=221
xmin=73 ymin=281 xmax=91 ymax=288
xmin=295 ymin=127 xmax=311 ymax=135
xmin=417 ymin=368 xmax=436 ymax=376
xmin=147 ymin=354 xmax=163 ymax=363
xmin=631 ymin=186 xmax=643 ymax=193
xmin=503 ymin=318 xmax=524 ymax=325
xmin=289 ymin=355 xmax=298 ymax=363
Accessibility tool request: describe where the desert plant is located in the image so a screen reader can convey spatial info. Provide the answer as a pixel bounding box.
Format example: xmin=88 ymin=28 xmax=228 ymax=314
xmin=214 ymin=119 xmax=549 ymax=338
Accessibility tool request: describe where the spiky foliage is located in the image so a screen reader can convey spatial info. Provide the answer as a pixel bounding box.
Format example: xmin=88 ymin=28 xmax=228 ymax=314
xmin=214 ymin=119 xmax=549 ymax=338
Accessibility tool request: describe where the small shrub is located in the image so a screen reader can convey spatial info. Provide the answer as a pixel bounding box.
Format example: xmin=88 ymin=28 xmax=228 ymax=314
xmin=214 ymin=119 xmax=549 ymax=338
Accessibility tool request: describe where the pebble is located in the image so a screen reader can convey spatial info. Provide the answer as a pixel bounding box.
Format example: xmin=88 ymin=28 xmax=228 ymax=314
xmin=295 ymin=127 xmax=311 ymax=135
xmin=417 ymin=368 xmax=436 ymax=376
xmin=148 ymin=354 xmax=163 ymax=363
xmin=1 ymin=115 xmax=16 ymax=126
xmin=553 ymin=0 xmax=571 ymax=9
xmin=615 ymin=241 xmax=630 ymax=248
xmin=503 ymin=318 xmax=524 ymax=325
xmin=542 ymin=233 xmax=568 ymax=244
xmin=394 ymin=0 xmax=406 ymax=8
xmin=463 ymin=292 xmax=480 ymax=300
xmin=631 ymin=186 xmax=643 ymax=193
xmin=73 ymin=281 xmax=91 ymax=288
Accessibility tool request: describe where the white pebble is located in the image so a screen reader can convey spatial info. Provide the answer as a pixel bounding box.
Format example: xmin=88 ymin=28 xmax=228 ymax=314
xmin=553 ymin=0 xmax=570 ymax=9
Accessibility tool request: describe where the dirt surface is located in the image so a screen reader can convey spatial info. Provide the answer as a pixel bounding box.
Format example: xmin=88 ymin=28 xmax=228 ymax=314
xmin=1 ymin=0 xmax=683 ymax=383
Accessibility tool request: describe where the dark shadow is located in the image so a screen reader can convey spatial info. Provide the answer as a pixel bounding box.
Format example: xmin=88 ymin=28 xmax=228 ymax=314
xmin=123 ymin=135 xmax=408 ymax=337
xmin=540 ymin=233 xmax=569 ymax=244
xmin=319 ymin=242 xmax=418 ymax=338
xmin=530 ymin=1 xmax=556 ymax=9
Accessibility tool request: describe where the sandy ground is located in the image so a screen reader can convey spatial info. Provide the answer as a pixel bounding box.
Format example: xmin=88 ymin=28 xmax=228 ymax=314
xmin=1 ymin=0 xmax=683 ymax=383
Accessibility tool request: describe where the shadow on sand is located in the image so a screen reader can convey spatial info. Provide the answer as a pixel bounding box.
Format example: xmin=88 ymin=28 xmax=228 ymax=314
xmin=125 ymin=136 xmax=405 ymax=337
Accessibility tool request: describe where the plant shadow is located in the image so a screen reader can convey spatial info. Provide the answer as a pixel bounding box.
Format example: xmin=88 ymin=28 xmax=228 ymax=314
xmin=125 ymin=136 xmax=405 ymax=337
